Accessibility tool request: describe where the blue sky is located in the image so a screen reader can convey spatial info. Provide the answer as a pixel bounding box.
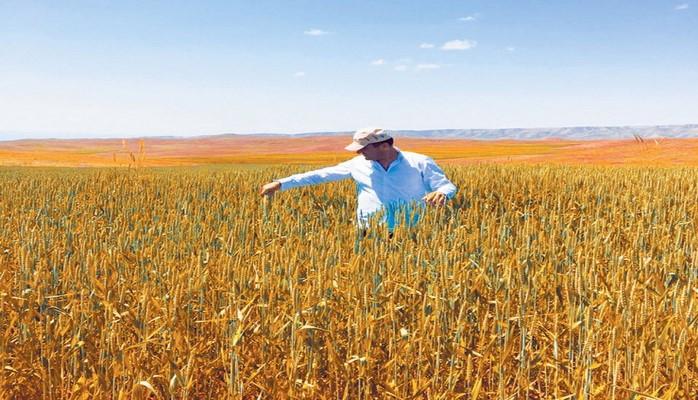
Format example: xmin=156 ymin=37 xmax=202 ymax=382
xmin=1 ymin=1 xmax=697 ymax=140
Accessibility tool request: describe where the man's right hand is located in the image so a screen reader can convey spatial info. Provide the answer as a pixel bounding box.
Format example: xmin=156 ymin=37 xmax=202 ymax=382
xmin=260 ymin=181 xmax=281 ymax=196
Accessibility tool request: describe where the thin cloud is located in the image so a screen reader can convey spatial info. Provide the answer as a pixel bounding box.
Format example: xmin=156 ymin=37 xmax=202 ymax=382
xmin=675 ymin=3 xmax=689 ymax=10
xmin=394 ymin=65 xmax=408 ymax=72
xmin=419 ymin=43 xmax=435 ymax=49
xmin=459 ymin=15 xmax=478 ymax=22
xmin=441 ymin=39 xmax=477 ymax=51
xmin=304 ymin=29 xmax=330 ymax=36
xmin=505 ymin=46 xmax=516 ymax=52
xmin=294 ymin=71 xmax=306 ymax=78
xmin=371 ymin=59 xmax=386 ymax=66
xmin=416 ymin=64 xmax=440 ymax=71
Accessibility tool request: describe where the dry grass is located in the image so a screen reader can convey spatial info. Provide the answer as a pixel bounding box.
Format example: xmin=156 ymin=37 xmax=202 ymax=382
xmin=6 ymin=136 xmax=698 ymax=167
xmin=1 ymin=164 xmax=697 ymax=398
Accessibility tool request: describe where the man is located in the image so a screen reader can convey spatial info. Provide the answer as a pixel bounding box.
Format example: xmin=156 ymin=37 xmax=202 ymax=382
xmin=259 ymin=127 xmax=457 ymax=231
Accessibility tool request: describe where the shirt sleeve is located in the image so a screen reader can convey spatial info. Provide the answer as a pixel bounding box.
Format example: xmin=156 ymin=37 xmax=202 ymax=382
xmin=275 ymin=161 xmax=352 ymax=191
xmin=422 ymin=157 xmax=457 ymax=199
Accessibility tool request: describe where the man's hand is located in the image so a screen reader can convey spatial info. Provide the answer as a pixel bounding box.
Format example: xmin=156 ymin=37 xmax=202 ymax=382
xmin=423 ymin=191 xmax=447 ymax=206
xmin=260 ymin=181 xmax=281 ymax=197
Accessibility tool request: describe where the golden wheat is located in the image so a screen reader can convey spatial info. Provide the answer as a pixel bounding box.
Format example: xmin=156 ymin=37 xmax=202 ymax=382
xmin=0 ymin=164 xmax=697 ymax=399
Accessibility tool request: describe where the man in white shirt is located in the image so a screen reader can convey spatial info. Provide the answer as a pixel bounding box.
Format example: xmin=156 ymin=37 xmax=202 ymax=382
xmin=259 ymin=127 xmax=457 ymax=230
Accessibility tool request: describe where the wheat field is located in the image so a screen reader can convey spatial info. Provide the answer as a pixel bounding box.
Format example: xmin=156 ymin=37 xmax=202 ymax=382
xmin=1 ymin=164 xmax=697 ymax=399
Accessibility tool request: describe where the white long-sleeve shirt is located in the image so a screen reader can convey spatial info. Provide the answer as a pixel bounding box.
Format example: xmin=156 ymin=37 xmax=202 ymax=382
xmin=276 ymin=150 xmax=457 ymax=230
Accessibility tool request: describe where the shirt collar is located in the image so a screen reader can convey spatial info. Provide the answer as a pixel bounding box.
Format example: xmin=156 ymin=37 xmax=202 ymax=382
xmin=372 ymin=148 xmax=403 ymax=172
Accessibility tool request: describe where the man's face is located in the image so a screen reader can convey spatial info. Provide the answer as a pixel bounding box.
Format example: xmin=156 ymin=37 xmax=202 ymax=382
xmin=357 ymin=143 xmax=386 ymax=160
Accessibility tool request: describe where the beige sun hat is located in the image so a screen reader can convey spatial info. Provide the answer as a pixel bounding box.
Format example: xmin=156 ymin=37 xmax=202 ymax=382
xmin=344 ymin=127 xmax=392 ymax=151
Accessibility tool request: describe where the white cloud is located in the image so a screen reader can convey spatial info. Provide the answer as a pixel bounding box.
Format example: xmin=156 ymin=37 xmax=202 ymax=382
xmin=394 ymin=65 xmax=408 ymax=72
xmin=416 ymin=64 xmax=440 ymax=71
xmin=459 ymin=15 xmax=477 ymax=22
xmin=294 ymin=72 xmax=305 ymax=78
xmin=304 ymin=29 xmax=330 ymax=36
xmin=675 ymin=3 xmax=689 ymax=10
xmin=441 ymin=39 xmax=477 ymax=51
xmin=505 ymin=46 xmax=516 ymax=52
xmin=371 ymin=59 xmax=385 ymax=66
xmin=419 ymin=43 xmax=435 ymax=49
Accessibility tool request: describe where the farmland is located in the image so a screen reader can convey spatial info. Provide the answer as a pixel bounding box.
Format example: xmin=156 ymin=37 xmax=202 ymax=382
xmin=4 ymin=136 xmax=698 ymax=167
xmin=1 ymin=158 xmax=697 ymax=398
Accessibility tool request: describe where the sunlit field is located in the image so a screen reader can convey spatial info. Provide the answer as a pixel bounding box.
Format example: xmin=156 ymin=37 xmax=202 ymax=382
xmin=5 ymin=136 xmax=698 ymax=168
xmin=1 ymin=163 xmax=697 ymax=399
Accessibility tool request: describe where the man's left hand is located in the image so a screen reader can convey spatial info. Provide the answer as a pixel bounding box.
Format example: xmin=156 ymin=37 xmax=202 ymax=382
xmin=423 ymin=191 xmax=447 ymax=206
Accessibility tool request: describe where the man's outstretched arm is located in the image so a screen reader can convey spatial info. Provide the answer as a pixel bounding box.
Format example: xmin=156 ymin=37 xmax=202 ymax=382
xmin=260 ymin=162 xmax=353 ymax=196
xmin=421 ymin=158 xmax=457 ymax=206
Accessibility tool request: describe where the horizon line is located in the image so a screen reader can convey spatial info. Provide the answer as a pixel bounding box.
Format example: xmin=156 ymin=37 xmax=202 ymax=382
xmin=2 ymin=122 xmax=698 ymax=142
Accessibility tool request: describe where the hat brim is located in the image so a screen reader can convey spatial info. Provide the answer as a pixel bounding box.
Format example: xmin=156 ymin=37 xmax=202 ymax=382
xmin=344 ymin=142 xmax=365 ymax=151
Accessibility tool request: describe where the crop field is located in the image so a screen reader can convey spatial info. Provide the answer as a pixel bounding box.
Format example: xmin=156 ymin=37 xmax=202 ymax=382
xmin=5 ymin=136 xmax=698 ymax=168
xmin=1 ymin=163 xmax=698 ymax=399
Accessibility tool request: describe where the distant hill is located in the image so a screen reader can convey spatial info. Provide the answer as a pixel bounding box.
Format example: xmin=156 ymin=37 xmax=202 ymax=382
xmin=3 ymin=124 xmax=698 ymax=143
xmin=213 ymin=124 xmax=698 ymax=140
xmin=396 ymin=124 xmax=698 ymax=140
